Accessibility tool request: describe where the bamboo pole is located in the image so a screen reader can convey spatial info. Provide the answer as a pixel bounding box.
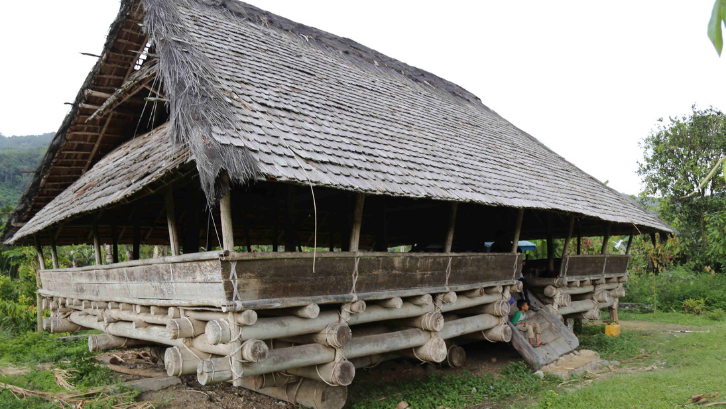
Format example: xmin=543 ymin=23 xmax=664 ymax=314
xmin=220 ymin=175 xmax=234 ymax=252
xmin=48 ymin=231 xmax=59 ymax=269
xmin=444 ymin=203 xmax=458 ymax=253
xmin=92 ymin=214 xmax=102 ymax=266
xmin=165 ymin=187 xmax=180 ymax=256
xmin=511 ymin=208 xmax=524 ymax=253
xmin=349 ymin=193 xmax=365 ymax=252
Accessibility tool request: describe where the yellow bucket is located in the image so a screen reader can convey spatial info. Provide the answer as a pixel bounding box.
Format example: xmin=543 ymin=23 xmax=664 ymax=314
xmin=605 ymin=322 xmax=621 ymax=337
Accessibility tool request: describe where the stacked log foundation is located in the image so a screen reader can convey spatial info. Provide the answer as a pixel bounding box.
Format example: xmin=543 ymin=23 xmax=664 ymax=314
xmin=39 ymin=282 xmax=520 ymax=409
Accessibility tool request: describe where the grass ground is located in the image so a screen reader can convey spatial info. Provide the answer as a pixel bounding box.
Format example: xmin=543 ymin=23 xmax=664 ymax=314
xmin=2 ymin=312 xmax=724 ymax=409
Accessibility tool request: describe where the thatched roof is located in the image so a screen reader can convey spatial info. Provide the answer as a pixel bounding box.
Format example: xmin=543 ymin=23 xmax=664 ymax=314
xmin=3 ymin=0 xmax=674 ymax=244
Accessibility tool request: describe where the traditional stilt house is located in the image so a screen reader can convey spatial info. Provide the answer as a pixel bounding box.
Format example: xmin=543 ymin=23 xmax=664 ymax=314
xmin=3 ymin=0 xmax=674 ymax=407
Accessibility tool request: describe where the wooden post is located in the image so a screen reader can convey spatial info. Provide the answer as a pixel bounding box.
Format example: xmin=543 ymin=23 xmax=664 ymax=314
xmin=559 ymin=215 xmax=575 ymax=276
xmin=92 ymin=214 xmax=102 ymax=266
xmin=111 ymin=222 xmax=119 ymax=263
xmin=220 ymin=175 xmax=234 ymax=252
xmin=349 ymin=193 xmax=365 ymax=252
xmin=48 ymin=231 xmax=59 ymax=269
xmin=626 ymin=227 xmax=635 ymax=254
xmin=183 ymin=189 xmax=201 ymax=254
xmin=34 ymin=235 xmax=44 ymax=334
xmin=133 ymin=211 xmax=141 ymax=260
xmin=443 ymin=203 xmax=459 ymax=253
xmin=511 ymin=208 xmax=524 ymax=253
xmin=650 ymin=232 xmax=657 ymax=247
xmin=284 ymin=185 xmax=297 ymax=252
xmin=546 ymin=215 xmax=554 ymax=272
xmin=576 ymin=221 xmax=582 ymax=255
xmin=165 ymin=187 xmax=180 ymax=256
xmin=601 ymin=223 xmax=611 ymax=255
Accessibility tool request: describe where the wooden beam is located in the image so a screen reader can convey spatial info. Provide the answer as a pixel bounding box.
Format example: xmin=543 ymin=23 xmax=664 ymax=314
xmin=626 ymin=227 xmax=635 ymax=254
xmin=34 ymin=235 xmax=45 ymax=271
xmin=219 ymin=175 xmax=234 ymax=252
xmin=165 ymin=187 xmax=180 ymax=256
xmin=83 ymin=113 xmax=115 ymax=173
xmin=92 ymin=213 xmax=103 ymax=266
xmin=374 ymin=199 xmax=389 ymax=252
xmin=601 ymin=223 xmax=611 ymax=255
xmin=443 ymin=203 xmax=458 ymax=253
xmin=560 ymin=215 xmax=575 ymax=275
xmin=349 ymin=193 xmax=365 ymax=252
xmin=48 ymin=231 xmax=59 ymax=269
xmin=511 ymin=208 xmax=524 ymax=253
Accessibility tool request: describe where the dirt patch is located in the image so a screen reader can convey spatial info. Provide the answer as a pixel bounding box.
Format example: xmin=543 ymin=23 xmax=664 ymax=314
xmin=615 ymin=320 xmax=700 ymax=332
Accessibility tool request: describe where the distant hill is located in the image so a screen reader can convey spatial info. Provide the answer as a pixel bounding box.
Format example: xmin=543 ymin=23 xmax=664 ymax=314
xmin=0 ymin=132 xmax=54 ymax=209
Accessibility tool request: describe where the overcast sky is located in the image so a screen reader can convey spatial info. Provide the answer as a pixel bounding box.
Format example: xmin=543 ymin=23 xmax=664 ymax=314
xmin=1 ymin=1 xmax=725 ymax=195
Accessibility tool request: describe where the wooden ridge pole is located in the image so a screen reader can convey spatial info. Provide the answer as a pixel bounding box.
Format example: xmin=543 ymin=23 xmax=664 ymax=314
xmin=560 ymin=215 xmax=575 ymax=271
xmin=444 ymin=203 xmax=458 ymax=253
xmin=511 ymin=208 xmax=524 ymax=253
xmin=92 ymin=214 xmax=103 ymax=266
xmin=165 ymin=187 xmax=180 ymax=256
xmin=48 ymin=230 xmax=59 ymax=269
xmin=349 ymin=193 xmax=365 ymax=252
xmin=220 ymin=175 xmax=234 ymax=252
xmin=601 ymin=223 xmax=611 ymax=255
xmin=34 ymin=235 xmax=45 ymax=334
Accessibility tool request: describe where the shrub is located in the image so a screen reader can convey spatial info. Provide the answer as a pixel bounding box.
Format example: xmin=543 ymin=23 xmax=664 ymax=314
xmin=683 ymin=298 xmax=707 ymax=315
xmin=707 ymin=308 xmax=726 ymax=321
xmin=624 ymin=267 xmax=726 ymax=312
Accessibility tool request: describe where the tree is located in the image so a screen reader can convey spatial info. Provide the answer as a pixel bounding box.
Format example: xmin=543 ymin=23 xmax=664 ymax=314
xmin=638 ymin=106 xmax=726 ymax=271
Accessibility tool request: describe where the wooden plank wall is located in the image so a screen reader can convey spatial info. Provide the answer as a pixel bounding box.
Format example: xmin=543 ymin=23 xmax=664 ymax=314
xmin=222 ymin=253 xmax=521 ymax=301
xmin=40 ymin=259 xmax=226 ymax=302
xmin=562 ymin=255 xmax=630 ymax=278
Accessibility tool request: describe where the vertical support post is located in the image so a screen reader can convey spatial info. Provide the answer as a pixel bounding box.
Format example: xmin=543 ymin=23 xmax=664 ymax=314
xmin=284 ymin=185 xmax=297 ymax=252
xmin=48 ymin=230 xmax=59 ymax=269
xmin=560 ymin=215 xmax=575 ymax=276
xmin=244 ymin=223 xmax=252 ymax=252
xmin=133 ymin=211 xmax=141 ymax=260
xmin=111 ymin=222 xmax=119 ymax=263
xmin=510 ymin=208 xmax=524 ymax=253
xmin=626 ymin=227 xmax=635 ymax=254
xmin=576 ymin=221 xmax=582 ymax=255
xmin=328 ymin=215 xmax=335 ymax=252
xmin=546 ymin=215 xmax=554 ymax=272
xmin=609 ymin=304 xmax=619 ymax=322
xmin=220 ymin=175 xmax=234 ymax=252
xmin=92 ymin=213 xmax=102 ymax=266
xmin=444 ymin=203 xmax=459 ymax=253
xmin=650 ymin=232 xmax=657 ymax=247
xmin=601 ymin=223 xmax=611 ymax=255
xmin=183 ymin=189 xmax=201 ymax=254
xmin=228 ymin=311 xmax=243 ymax=386
xmin=34 ymin=235 xmax=44 ymax=334
xmin=165 ymin=187 xmax=180 ymax=256
xmin=349 ymin=193 xmax=365 ymax=252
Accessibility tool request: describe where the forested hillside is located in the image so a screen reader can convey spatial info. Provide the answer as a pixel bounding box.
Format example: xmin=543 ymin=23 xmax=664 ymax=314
xmin=0 ymin=132 xmax=53 ymax=208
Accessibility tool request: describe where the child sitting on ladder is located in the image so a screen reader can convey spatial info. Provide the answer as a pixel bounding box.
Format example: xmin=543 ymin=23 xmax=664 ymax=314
xmin=511 ymin=299 xmax=547 ymax=347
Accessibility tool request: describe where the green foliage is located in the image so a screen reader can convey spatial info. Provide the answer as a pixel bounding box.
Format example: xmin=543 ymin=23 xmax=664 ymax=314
xmin=709 ymin=0 xmax=726 ymax=55
xmin=682 ymin=297 xmax=707 ymax=315
xmin=707 ymin=308 xmax=726 ymax=321
xmin=536 ymin=390 xmax=560 ymax=409
xmin=638 ymin=106 xmax=726 ymax=271
xmin=349 ymin=362 xmax=544 ymax=409
xmin=624 ymin=267 xmax=726 ymax=312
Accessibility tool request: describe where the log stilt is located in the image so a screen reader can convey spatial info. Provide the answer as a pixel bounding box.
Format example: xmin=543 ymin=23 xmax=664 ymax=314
xmin=281 ymin=323 xmax=352 ymax=348
xmin=406 ymin=294 xmax=433 ymax=306
xmin=243 ymin=378 xmax=347 ymax=409
xmin=167 ymin=317 xmax=206 ymax=339
xmin=50 ymin=317 xmax=82 ymax=333
xmin=89 ymin=334 xmax=148 ymax=352
xmin=164 ymin=346 xmax=210 ymax=376
xmin=376 ymin=297 xmax=403 ymax=309
xmin=287 ymin=360 xmax=356 ymax=386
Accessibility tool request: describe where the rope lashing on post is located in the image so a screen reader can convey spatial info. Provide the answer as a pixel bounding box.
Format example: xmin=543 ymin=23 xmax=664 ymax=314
xmin=349 ymin=256 xmax=360 ymax=301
